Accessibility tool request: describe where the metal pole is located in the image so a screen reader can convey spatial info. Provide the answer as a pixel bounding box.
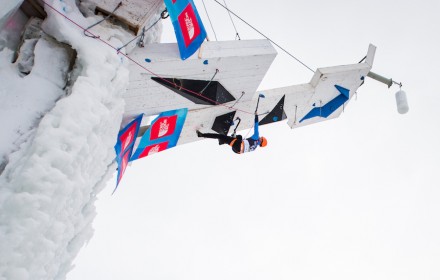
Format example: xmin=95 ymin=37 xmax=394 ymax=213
xmin=367 ymin=71 xmax=393 ymax=88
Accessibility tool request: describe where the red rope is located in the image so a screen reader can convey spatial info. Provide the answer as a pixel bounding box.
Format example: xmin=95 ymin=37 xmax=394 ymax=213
xmin=40 ymin=0 xmax=255 ymax=115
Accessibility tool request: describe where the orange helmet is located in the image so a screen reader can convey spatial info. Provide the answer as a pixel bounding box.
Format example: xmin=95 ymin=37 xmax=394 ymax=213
xmin=259 ymin=137 xmax=267 ymax=147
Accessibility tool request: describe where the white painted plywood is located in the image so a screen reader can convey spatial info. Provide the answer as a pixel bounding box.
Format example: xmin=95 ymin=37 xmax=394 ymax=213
xmin=123 ymin=40 xmax=375 ymax=150
xmin=124 ymin=39 xmax=277 ymax=120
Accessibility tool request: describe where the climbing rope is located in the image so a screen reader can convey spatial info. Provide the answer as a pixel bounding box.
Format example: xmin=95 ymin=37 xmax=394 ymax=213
xmin=117 ymin=9 xmax=168 ymax=52
xmin=213 ymin=0 xmax=315 ymax=73
xmin=229 ymin=91 xmax=245 ymax=109
xmin=294 ymin=105 xmax=298 ymax=124
xmin=222 ymin=0 xmax=240 ymax=40
xmin=84 ymin=1 xmax=122 ymax=38
xmin=243 ymin=125 xmax=253 ymax=138
xmin=200 ymin=69 xmax=219 ymax=93
xmin=201 ymin=0 xmax=218 ymax=41
xmin=40 ymin=0 xmax=258 ymax=116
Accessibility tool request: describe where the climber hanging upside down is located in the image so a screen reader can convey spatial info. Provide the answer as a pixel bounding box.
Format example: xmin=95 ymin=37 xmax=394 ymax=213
xmin=196 ymin=114 xmax=267 ymax=154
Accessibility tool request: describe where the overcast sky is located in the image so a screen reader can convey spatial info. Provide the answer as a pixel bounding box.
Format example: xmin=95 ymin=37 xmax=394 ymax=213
xmin=68 ymin=0 xmax=440 ymax=279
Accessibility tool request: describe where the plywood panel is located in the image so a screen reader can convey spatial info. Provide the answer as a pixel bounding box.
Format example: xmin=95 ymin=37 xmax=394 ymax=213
xmin=124 ymin=39 xmax=277 ymax=118
xmin=90 ymin=0 xmax=164 ymax=34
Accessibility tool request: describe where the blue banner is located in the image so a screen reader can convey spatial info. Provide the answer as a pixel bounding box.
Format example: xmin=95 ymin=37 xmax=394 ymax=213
xmin=131 ymin=108 xmax=188 ymax=160
xmin=114 ymin=114 xmax=143 ymax=188
xmin=164 ymin=0 xmax=207 ymax=60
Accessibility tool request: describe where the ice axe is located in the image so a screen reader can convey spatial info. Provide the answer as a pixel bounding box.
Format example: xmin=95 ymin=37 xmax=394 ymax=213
xmin=231 ymin=117 xmax=241 ymax=137
xmin=255 ymin=93 xmax=265 ymax=114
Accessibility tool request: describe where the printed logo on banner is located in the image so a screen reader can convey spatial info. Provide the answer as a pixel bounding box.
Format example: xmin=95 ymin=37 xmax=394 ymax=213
xmin=150 ymin=115 xmax=177 ymax=140
xmin=118 ymin=151 xmax=131 ymax=183
xmin=178 ymin=4 xmax=201 ymax=47
xmin=121 ymin=130 xmax=133 ymax=151
xmin=119 ymin=120 xmax=138 ymax=152
xmin=114 ymin=114 xmax=143 ymax=189
xmin=130 ymin=108 xmax=188 ymax=161
xmin=139 ymin=142 xmax=169 ymax=158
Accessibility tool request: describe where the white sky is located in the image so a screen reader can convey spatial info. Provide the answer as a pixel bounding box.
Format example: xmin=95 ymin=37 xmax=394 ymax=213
xmin=68 ymin=0 xmax=440 ymax=279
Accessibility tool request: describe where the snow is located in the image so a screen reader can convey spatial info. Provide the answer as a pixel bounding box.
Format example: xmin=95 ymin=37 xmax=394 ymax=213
xmin=0 ymin=36 xmax=69 ymax=170
xmin=0 ymin=0 xmax=162 ymax=279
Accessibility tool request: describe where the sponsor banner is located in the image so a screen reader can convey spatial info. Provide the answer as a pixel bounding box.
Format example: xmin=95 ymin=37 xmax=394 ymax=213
xmin=164 ymin=0 xmax=207 ymax=60
xmin=114 ymin=114 xmax=143 ymax=187
xmin=131 ymin=108 xmax=188 ymax=160
xmin=138 ymin=142 xmax=169 ymax=158
xmin=150 ymin=115 xmax=178 ymax=139
xmin=117 ymin=150 xmax=131 ymax=186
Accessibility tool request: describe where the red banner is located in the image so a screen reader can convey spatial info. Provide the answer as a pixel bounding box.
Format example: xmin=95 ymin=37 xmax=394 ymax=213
xmin=150 ymin=115 xmax=178 ymax=140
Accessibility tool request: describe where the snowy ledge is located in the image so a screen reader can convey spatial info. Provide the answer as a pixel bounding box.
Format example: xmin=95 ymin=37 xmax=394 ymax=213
xmin=0 ymin=0 xmax=162 ymax=278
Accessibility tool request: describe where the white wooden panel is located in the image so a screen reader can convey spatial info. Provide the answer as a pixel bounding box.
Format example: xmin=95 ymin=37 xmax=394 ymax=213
xmin=124 ymin=41 xmax=376 ymax=150
xmin=123 ymin=40 xmax=277 ymax=119
xmin=178 ymin=60 xmax=374 ymax=145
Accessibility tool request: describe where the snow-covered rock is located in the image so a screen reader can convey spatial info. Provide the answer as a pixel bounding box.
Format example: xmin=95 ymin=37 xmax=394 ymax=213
xmin=0 ymin=0 xmax=162 ymax=278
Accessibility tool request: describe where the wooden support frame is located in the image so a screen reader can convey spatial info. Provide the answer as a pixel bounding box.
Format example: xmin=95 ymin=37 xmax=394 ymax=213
xmin=90 ymin=0 xmax=164 ymax=35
